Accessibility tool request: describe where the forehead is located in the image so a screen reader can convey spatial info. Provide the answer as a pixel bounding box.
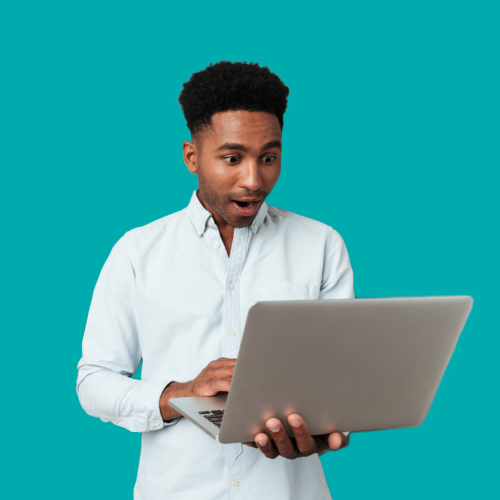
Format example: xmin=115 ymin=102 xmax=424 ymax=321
xmin=205 ymin=110 xmax=282 ymax=147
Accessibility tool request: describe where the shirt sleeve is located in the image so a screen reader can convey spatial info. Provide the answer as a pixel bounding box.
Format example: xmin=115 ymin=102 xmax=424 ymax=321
xmin=319 ymin=227 xmax=355 ymax=300
xmin=76 ymin=232 xmax=179 ymax=432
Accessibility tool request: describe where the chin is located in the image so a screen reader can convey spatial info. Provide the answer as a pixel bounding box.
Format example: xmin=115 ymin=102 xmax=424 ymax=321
xmin=222 ymin=212 xmax=250 ymax=228
xmin=227 ymin=217 xmax=251 ymax=229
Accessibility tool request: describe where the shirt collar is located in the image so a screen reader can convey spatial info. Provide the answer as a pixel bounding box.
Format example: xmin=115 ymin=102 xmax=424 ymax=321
xmin=186 ymin=190 xmax=269 ymax=236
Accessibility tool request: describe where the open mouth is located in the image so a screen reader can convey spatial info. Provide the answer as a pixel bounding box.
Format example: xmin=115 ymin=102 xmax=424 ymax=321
xmin=232 ymin=199 xmax=261 ymax=216
xmin=234 ymin=200 xmax=256 ymax=208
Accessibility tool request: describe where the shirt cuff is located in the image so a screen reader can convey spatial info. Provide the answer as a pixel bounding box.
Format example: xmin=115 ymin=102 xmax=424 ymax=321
xmin=134 ymin=380 xmax=179 ymax=432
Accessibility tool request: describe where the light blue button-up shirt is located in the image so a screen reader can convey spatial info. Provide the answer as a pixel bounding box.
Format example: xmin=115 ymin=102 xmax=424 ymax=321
xmin=77 ymin=190 xmax=354 ymax=500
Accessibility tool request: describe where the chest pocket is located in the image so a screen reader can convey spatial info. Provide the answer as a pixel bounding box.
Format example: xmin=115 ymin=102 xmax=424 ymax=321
xmin=255 ymin=282 xmax=317 ymax=302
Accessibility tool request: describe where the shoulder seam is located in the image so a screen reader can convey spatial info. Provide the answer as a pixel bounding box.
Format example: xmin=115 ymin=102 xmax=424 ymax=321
xmin=267 ymin=206 xmax=331 ymax=230
xmin=123 ymin=231 xmax=136 ymax=267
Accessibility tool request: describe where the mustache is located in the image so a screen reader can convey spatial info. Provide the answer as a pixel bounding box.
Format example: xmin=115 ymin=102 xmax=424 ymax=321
xmin=226 ymin=191 xmax=267 ymax=200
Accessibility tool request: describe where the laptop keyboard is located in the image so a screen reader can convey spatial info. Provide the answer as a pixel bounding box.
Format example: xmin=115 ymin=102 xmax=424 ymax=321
xmin=199 ymin=410 xmax=224 ymax=428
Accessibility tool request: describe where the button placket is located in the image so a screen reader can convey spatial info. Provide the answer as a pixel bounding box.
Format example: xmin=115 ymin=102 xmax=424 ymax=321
xmin=204 ymin=228 xmax=229 ymax=277
xmin=223 ymin=227 xmax=248 ymax=360
xmin=223 ymin=227 xmax=248 ymax=478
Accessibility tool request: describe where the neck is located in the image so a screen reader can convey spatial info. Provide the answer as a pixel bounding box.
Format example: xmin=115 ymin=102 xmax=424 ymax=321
xmin=196 ymin=191 xmax=231 ymax=231
xmin=196 ymin=191 xmax=234 ymax=255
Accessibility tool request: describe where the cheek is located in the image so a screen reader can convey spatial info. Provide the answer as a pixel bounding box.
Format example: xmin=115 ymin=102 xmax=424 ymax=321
xmin=214 ymin=165 xmax=240 ymax=189
xmin=263 ymin=164 xmax=281 ymax=187
xmin=201 ymin=160 xmax=237 ymax=189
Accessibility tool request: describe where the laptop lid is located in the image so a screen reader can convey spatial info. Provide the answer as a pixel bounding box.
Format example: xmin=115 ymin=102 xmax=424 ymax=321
xmin=217 ymin=296 xmax=472 ymax=443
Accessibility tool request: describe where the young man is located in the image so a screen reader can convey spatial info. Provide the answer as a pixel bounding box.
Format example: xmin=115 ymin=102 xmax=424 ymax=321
xmin=77 ymin=61 xmax=354 ymax=499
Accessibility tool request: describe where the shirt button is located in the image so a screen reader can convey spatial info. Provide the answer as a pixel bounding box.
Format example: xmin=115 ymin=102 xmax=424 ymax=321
xmin=228 ymin=283 xmax=235 ymax=290
xmin=229 ymin=330 xmax=236 ymax=337
xmin=253 ymin=224 xmax=258 ymax=231
xmin=231 ymin=479 xmax=239 ymax=488
xmin=148 ymin=422 xmax=156 ymax=429
xmin=208 ymin=220 xmax=214 ymax=227
xmin=213 ymin=242 xmax=220 ymax=249
xmin=198 ymin=227 xmax=203 ymax=233
xmin=112 ymin=420 xmax=118 ymax=425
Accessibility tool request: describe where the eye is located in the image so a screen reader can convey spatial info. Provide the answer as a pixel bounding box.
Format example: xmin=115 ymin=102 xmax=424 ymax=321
xmin=224 ymin=156 xmax=240 ymax=164
xmin=262 ymin=156 xmax=275 ymax=164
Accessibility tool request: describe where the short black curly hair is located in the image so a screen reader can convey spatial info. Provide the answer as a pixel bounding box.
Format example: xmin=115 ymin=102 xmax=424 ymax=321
xmin=178 ymin=61 xmax=290 ymax=136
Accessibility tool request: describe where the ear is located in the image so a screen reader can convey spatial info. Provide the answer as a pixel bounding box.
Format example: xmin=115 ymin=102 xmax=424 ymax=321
xmin=183 ymin=140 xmax=198 ymax=173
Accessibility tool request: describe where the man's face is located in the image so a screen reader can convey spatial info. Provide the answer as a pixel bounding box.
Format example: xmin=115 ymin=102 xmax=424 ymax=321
xmin=184 ymin=110 xmax=282 ymax=228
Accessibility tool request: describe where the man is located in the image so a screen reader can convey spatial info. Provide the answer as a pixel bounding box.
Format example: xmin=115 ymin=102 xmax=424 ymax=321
xmin=77 ymin=61 xmax=354 ymax=499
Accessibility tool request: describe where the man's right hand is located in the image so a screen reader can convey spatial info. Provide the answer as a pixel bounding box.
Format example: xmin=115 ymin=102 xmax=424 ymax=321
xmin=159 ymin=357 xmax=236 ymax=421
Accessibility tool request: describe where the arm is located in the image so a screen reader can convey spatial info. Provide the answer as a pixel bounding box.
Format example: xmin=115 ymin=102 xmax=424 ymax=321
xmin=76 ymin=233 xmax=176 ymax=432
xmin=77 ymin=233 xmax=239 ymax=429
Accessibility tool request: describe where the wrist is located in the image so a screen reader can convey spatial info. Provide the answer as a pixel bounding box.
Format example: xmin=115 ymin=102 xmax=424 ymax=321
xmin=159 ymin=381 xmax=190 ymax=421
xmin=167 ymin=381 xmax=190 ymax=398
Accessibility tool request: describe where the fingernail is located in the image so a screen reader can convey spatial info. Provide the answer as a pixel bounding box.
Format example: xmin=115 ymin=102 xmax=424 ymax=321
xmin=332 ymin=433 xmax=342 ymax=449
xmin=289 ymin=417 xmax=300 ymax=427
xmin=257 ymin=440 xmax=268 ymax=447
xmin=269 ymin=423 xmax=280 ymax=432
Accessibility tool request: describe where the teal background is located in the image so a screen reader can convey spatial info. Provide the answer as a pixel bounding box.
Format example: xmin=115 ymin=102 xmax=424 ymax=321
xmin=1 ymin=1 xmax=498 ymax=498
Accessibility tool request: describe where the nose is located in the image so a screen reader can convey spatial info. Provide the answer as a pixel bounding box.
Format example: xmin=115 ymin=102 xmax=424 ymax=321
xmin=239 ymin=159 xmax=263 ymax=192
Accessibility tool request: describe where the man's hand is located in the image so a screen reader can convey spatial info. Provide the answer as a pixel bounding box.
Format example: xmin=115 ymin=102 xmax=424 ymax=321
xmin=243 ymin=414 xmax=349 ymax=459
xmin=159 ymin=357 xmax=236 ymax=421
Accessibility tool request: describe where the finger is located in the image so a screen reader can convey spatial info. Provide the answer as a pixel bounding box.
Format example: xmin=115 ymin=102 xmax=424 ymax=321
xmin=211 ymin=357 xmax=237 ymax=368
xmin=254 ymin=432 xmax=279 ymax=459
xmin=209 ymin=377 xmax=232 ymax=392
xmin=210 ymin=365 xmax=236 ymax=379
xmin=328 ymin=432 xmax=348 ymax=451
xmin=313 ymin=435 xmax=331 ymax=455
xmin=196 ymin=377 xmax=231 ymax=395
xmin=266 ymin=418 xmax=295 ymax=459
xmin=287 ymin=414 xmax=316 ymax=455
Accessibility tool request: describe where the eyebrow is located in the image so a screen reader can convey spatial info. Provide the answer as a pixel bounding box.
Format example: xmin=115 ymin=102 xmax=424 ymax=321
xmin=216 ymin=143 xmax=248 ymax=152
xmin=261 ymin=140 xmax=282 ymax=151
xmin=215 ymin=140 xmax=282 ymax=153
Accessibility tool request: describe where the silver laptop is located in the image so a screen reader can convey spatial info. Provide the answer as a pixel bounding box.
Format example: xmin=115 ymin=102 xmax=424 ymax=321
xmin=170 ymin=296 xmax=473 ymax=444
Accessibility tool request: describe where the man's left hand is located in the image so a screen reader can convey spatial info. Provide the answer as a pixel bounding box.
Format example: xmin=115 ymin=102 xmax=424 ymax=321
xmin=243 ymin=414 xmax=349 ymax=459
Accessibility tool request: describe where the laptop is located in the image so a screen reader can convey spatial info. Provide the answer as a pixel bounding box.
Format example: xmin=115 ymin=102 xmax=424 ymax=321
xmin=169 ymin=296 xmax=473 ymax=444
